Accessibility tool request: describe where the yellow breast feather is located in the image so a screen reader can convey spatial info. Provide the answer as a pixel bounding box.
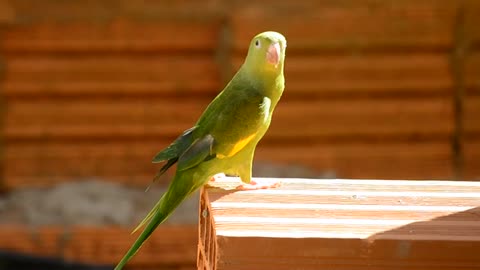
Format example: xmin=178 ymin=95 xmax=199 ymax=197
xmin=217 ymin=133 xmax=257 ymax=158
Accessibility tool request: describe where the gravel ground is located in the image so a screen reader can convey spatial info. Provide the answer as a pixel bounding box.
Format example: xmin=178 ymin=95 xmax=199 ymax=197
xmin=0 ymin=161 xmax=330 ymax=226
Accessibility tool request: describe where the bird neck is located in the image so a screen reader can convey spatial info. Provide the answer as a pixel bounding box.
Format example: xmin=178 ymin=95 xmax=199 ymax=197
xmin=240 ymin=65 xmax=285 ymax=103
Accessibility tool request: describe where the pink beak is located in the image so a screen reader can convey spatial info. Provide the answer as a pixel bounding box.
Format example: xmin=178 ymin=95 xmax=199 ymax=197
xmin=267 ymin=42 xmax=281 ymax=66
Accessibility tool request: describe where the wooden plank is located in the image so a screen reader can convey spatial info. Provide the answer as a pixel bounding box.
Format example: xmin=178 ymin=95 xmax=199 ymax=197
xmin=2 ymin=55 xmax=220 ymax=98
xmin=117 ymin=0 xmax=219 ymax=19
xmin=268 ymin=97 xmax=453 ymax=139
xmin=5 ymin=140 xmax=450 ymax=163
xmin=232 ymin=54 xmax=452 ymax=95
xmin=5 ymin=140 xmax=452 ymax=186
xmin=5 ymin=141 xmax=451 ymax=176
xmin=3 ymin=119 xmax=450 ymax=141
xmin=0 ymin=19 xmax=221 ymax=53
xmin=4 ymin=55 xmax=219 ymax=83
xmin=1 ymin=175 xmax=166 ymax=190
xmin=5 ymin=124 xmax=191 ymax=140
xmin=6 ymin=97 xmax=451 ymax=124
xmin=464 ymin=139 xmax=480 ymax=180
xmin=3 ymin=140 xmax=453 ymax=190
xmin=3 ymin=0 xmax=219 ymax=23
xmin=464 ymin=94 xmax=480 ymax=135
xmin=465 ymin=0 xmax=480 ymax=46
xmin=3 ymin=141 xmax=168 ymax=188
xmin=284 ymin=54 xmax=451 ymax=83
xmin=5 ymin=99 xmax=208 ymax=126
xmin=236 ymin=53 xmax=451 ymax=78
xmin=4 ymin=156 xmax=161 ymax=179
xmin=5 ymin=98 xmax=452 ymax=130
xmin=2 ymin=1 xmax=117 ymax=23
xmin=230 ymin=1 xmax=457 ymax=51
xmin=5 ymin=97 xmax=453 ymax=140
xmin=0 ymin=29 xmax=5 ymax=192
xmin=255 ymin=141 xmax=453 ymax=180
xmin=283 ymin=79 xmax=452 ymax=97
xmin=0 ymin=0 xmax=14 ymax=23
xmin=463 ymin=53 xmax=480 ymax=180
xmin=3 ymin=80 xmax=220 ymax=97
xmin=465 ymin=52 xmax=480 ymax=93
xmin=199 ymin=178 xmax=480 ymax=270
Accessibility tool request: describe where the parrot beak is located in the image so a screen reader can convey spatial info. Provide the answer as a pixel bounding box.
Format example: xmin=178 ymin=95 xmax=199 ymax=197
xmin=266 ymin=42 xmax=281 ymax=66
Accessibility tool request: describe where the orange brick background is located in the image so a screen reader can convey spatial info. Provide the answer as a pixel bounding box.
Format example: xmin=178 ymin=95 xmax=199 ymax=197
xmin=0 ymin=0 xmax=480 ymax=269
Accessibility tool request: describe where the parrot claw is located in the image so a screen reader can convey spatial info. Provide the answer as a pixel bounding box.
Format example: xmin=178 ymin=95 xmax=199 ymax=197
xmin=210 ymin=173 xmax=226 ymax=182
xmin=236 ymin=179 xmax=281 ymax=190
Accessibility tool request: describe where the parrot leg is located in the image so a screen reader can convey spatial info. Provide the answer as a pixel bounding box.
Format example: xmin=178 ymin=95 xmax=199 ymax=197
xmin=236 ymin=179 xmax=281 ymax=190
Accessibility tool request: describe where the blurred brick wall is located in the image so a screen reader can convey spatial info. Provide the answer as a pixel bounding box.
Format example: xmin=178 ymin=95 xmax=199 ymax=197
xmin=0 ymin=0 xmax=479 ymax=191
xmin=1 ymin=1 xmax=480 ymax=269
xmin=0 ymin=225 xmax=198 ymax=269
xmin=463 ymin=1 xmax=480 ymax=180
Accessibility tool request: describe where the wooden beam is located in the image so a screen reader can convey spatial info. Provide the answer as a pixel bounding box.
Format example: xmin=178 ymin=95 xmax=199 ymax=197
xmin=1 ymin=20 xmax=221 ymax=53
xmin=198 ymin=178 xmax=480 ymax=270
xmin=230 ymin=1 xmax=458 ymax=52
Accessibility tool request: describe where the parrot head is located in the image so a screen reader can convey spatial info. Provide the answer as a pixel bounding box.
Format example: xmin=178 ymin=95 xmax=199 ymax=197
xmin=244 ymin=31 xmax=287 ymax=77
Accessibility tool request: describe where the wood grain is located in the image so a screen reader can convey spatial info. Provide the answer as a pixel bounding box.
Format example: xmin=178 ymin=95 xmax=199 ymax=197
xmin=464 ymin=140 xmax=480 ymax=180
xmin=230 ymin=1 xmax=457 ymax=51
xmin=232 ymin=54 xmax=453 ymax=96
xmin=1 ymin=20 xmax=220 ymax=53
xmin=3 ymin=140 xmax=453 ymax=189
xmin=199 ymin=178 xmax=480 ymax=270
xmin=464 ymin=52 xmax=480 ymax=180
xmin=0 ymin=1 xmax=467 ymax=189
xmin=464 ymin=95 xmax=480 ymax=135
xmin=5 ymin=97 xmax=453 ymax=140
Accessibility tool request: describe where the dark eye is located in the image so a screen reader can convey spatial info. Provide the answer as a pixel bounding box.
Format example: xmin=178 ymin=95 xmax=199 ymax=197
xmin=255 ymin=39 xmax=260 ymax=48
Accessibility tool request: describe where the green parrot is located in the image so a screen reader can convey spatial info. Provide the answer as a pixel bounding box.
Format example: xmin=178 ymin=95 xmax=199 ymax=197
xmin=114 ymin=31 xmax=287 ymax=270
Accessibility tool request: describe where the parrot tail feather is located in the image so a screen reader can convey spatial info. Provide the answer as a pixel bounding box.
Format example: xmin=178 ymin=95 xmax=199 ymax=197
xmin=114 ymin=192 xmax=184 ymax=270
xmin=146 ymin=158 xmax=178 ymax=191
xmin=132 ymin=195 xmax=164 ymax=234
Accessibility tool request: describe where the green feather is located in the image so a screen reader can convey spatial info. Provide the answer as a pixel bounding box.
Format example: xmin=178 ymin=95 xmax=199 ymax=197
xmin=152 ymin=126 xmax=196 ymax=163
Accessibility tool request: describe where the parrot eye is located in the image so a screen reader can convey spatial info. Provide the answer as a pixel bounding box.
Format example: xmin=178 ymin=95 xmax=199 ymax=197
xmin=254 ymin=39 xmax=260 ymax=48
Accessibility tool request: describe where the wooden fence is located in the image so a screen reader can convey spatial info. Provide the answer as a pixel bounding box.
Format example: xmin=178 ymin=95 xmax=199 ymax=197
xmin=0 ymin=0 xmax=479 ymax=189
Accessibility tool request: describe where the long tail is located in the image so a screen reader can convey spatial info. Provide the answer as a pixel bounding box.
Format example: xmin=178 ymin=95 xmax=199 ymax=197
xmin=114 ymin=182 xmax=187 ymax=270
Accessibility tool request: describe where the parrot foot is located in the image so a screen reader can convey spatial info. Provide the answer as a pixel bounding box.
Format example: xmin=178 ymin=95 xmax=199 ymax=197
xmin=236 ymin=179 xmax=281 ymax=190
xmin=209 ymin=173 xmax=226 ymax=182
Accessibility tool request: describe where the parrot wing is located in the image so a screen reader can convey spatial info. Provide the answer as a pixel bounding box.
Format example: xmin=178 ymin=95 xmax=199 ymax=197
xmin=150 ymin=126 xmax=196 ymax=182
xmin=177 ymin=134 xmax=215 ymax=170
xmin=152 ymin=126 xmax=196 ymax=163
xmin=134 ymin=133 xmax=216 ymax=232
